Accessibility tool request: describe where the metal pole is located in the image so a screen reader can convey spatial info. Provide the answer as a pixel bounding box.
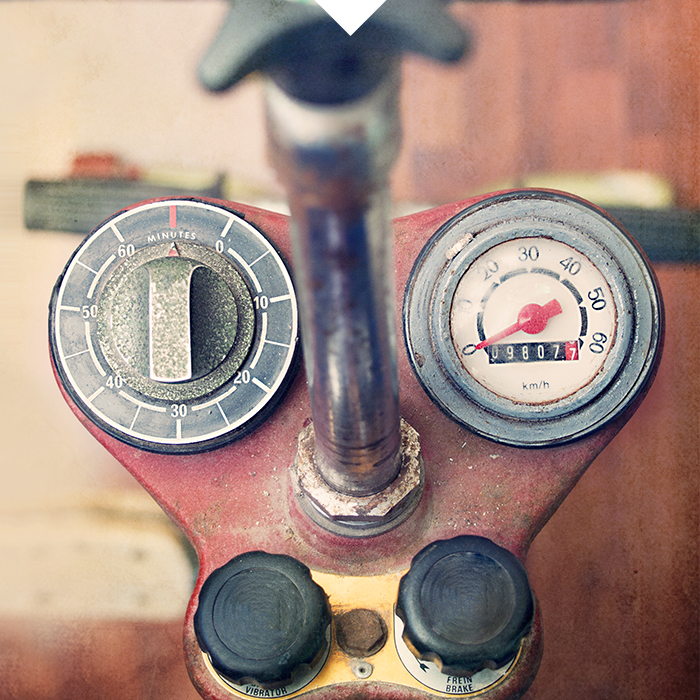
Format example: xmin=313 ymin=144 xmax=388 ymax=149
xmin=266 ymin=68 xmax=402 ymax=496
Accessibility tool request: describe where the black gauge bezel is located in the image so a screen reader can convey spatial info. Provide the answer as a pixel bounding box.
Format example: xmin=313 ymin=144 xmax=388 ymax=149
xmin=49 ymin=198 xmax=300 ymax=454
xmin=403 ymin=190 xmax=663 ymax=447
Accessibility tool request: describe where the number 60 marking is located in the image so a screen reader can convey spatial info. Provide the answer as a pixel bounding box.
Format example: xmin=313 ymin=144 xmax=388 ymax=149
xmin=589 ymin=332 xmax=608 ymax=354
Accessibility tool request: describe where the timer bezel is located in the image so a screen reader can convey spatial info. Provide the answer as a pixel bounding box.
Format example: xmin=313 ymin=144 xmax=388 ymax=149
xmin=49 ymin=198 xmax=300 ymax=454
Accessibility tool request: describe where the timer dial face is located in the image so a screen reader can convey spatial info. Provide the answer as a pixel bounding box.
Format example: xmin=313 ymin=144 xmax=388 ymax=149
xmin=403 ymin=191 xmax=662 ymax=447
xmin=50 ymin=199 xmax=299 ymax=454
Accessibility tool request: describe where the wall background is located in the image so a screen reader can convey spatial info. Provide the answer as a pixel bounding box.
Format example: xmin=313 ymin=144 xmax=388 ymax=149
xmin=395 ymin=0 xmax=699 ymax=207
xmin=0 ymin=1 xmax=697 ymax=699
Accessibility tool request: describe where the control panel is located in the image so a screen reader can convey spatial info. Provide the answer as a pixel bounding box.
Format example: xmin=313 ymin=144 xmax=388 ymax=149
xmin=49 ymin=191 xmax=663 ymax=700
xmin=47 ymin=2 xmax=664 ymax=699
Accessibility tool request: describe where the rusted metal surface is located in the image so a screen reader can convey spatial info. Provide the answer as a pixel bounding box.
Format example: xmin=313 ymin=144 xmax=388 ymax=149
xmin=335 ymin=609 xmax=388 ymax=657
xmin=293 ymin=419 xmax=423 ymax=535
xmin=266 ymin=76 xmax=403 ymax=498
xmin=53 ymin=195 xmax=658 ymax=700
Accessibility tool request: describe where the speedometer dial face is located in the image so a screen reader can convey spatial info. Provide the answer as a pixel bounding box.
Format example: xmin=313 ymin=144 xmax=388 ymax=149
xmin=450 ymin=238 xmax=617 ymax=404
xmin=403 ymin=191 xmax=663 ymax=447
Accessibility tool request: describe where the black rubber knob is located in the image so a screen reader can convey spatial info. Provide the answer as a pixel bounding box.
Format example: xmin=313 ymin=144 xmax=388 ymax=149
xmin=397 ymin=536 xmax=534 ymax=676
xmin=194 ymin=551 xmax=331 ymax=689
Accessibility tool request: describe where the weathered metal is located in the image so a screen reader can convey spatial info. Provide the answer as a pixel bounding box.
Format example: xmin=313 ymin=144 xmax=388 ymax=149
xmin=51 ymin=193 xmax=662 ymax=700
xmin=293 ymin=419 xmax=423 ymax=536
xmin=335 ymin=608 xmax=388 ymax=658
xmin=267 ymin=75 xmax=403 ymax=499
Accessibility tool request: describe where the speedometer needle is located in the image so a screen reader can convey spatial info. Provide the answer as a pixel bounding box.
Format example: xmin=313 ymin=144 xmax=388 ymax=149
xmin=475 ymin=299 xmax=563 ymax=350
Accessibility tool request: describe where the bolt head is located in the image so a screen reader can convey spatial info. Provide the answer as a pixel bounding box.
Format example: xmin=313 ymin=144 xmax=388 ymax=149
xmin=336 ymin=608 xmax=387 ymax=657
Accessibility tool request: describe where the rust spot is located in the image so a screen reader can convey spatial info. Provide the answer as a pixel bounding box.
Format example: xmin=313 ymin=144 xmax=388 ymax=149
xmin=335 ymin=608 xmax=388 ymax=657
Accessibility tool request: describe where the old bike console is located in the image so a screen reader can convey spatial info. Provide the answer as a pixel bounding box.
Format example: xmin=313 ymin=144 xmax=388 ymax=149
xmin=49 ymin=2 xmax=663 ymax=699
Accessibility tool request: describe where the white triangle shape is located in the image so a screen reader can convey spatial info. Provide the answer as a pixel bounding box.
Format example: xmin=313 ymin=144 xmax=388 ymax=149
xmin=314 ymin=0 xmax=389 ymax=36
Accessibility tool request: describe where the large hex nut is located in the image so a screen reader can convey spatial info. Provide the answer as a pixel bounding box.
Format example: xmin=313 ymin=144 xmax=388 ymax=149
xmin=293 ymin=419 xmax=423 ymax=536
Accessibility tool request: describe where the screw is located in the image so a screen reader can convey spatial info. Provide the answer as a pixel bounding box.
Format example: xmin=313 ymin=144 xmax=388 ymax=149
xmin=350 ymin=660 xmax=374 ymax=679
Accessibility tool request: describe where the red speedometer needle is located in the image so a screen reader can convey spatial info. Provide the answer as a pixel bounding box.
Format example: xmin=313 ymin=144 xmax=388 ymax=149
xmin=475 ymin=299 xmax=563 ymax=350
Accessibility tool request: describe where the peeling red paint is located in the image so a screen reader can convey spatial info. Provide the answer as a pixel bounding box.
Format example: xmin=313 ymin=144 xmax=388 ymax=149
xmin=52 ymin=196 xmax=660 ymax=700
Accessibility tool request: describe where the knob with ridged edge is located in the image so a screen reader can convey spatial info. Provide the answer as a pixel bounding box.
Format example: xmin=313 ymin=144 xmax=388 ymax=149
xmin=194 ymin=551 xmax=331 ymax=691
xmin=396 ymin=535 xmax=534 ymax=677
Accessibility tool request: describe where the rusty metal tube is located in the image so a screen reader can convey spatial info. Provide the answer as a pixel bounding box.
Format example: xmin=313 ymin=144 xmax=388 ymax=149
xmin=266 ymin=68 xmax=402 ymax=496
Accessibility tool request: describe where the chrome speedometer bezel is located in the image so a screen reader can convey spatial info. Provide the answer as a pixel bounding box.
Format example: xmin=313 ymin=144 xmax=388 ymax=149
xmin=403 ymin=190 xmax=663 ymax=447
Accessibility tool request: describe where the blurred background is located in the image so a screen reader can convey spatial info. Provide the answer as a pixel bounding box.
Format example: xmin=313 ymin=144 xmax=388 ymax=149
xmin=0 ymin=1 xmax=697 ymax=699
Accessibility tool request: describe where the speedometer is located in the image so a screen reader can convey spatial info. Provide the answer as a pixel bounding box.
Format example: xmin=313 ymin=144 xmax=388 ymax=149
xmin=403 ymin=190 xmax=663 ymax=447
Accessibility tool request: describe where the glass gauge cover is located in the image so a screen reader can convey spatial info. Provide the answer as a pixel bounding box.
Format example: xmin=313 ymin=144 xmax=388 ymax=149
xmin=403 ymin=190 xmax=663 ymax=447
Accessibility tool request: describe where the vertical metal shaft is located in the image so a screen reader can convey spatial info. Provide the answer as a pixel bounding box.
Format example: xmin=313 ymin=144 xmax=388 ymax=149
xmin=266 ymin=69 xmax=402 ymax=496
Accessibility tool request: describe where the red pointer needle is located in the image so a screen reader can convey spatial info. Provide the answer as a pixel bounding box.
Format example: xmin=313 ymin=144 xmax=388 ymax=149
xmin=475 ymin=299 xmax=563 ymax=350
